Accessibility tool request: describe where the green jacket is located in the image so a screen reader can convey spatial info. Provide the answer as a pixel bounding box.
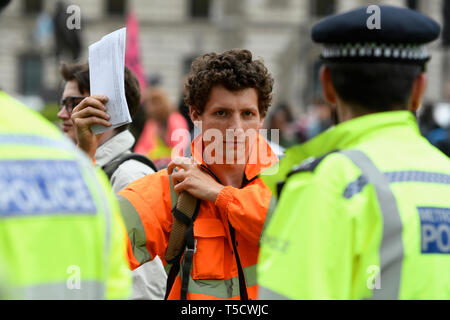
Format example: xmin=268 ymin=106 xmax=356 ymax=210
xmin=0 ymin=92 xmax=131 ymax=299
xmin=258 ymin=111 xmax=450 ymax=299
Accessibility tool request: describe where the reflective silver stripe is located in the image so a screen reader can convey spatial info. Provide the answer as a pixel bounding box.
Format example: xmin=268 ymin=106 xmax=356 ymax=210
xmin=187 ymin=276 xmax=240 ymax=299
xmin=117 ymin=195 xmax=152 ymax=265
xmin=258 ymin=286 xmax=290 ymax=300
xmin=0 ymin=134 xmax=73 ymax=151
xmin=386 ymin=171 xmax=450 ymax=184
xmin=182 ymin=265 xmax=257 ymax=299
xmin=341 ymin=150 xmax=404 ymax=300
xmin=243 ymin=264 xmax=257 ymax=287
xmin=344 ymin=171 xmax=450 ymax=198
xmin=259 ymin=196 xmax=277 ymax=243
xmin=343 ymin=175 xmax=369 ymax=198
xmin=17 ymin=281 xmax=105 ymax=300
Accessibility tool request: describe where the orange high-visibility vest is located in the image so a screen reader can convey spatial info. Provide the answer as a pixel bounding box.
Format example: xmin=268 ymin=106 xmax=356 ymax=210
xmin=118 ymin=135 xmax=278 ymax=300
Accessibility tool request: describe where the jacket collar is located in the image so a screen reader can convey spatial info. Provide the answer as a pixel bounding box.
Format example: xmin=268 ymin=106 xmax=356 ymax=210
xmin=296 ymin=110 xmax=420 ymax=157
xmin=262 ymin=111 xmax=421 ymax=194
xmin=190 ymin=133 xmax=279 ymax=181
xmin=95 ymin=130 xmax=135 ymax=167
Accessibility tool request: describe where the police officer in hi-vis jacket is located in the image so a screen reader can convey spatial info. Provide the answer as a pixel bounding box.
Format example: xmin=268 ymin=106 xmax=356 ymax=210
xmin=258 ymin=5 xmax=450 ymax=300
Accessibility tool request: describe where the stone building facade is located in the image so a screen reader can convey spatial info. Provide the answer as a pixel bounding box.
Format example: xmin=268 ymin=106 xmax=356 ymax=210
xmin=0 ymin=0 xmax=447 ymax=114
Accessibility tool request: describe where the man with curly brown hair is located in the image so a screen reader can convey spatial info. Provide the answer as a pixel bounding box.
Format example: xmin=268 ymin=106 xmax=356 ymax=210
xmin=110 ymin=49 xmax=278 ymax=300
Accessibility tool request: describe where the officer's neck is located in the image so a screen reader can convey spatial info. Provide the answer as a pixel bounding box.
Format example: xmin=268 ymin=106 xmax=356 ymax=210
xmin=336 ymin=101 xmax=370 ymax=123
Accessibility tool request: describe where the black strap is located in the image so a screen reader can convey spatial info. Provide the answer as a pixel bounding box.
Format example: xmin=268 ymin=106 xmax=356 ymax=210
xmin=172 ymin=207 xmax=193 ymax=227
xmin=228 ymin=172 xmax=258 ymax=300
xmin=164 ymin=260 xmax=179 ymax=300
xmin=166 ymin=218 xmax=249 ymax=301
xmin=180 ymin=223 xmax=196 ymax=300
xmin=229 ymin=222 xmax=249 ymax=300
xmin=102 ymin=152 xmax=157 ymax=180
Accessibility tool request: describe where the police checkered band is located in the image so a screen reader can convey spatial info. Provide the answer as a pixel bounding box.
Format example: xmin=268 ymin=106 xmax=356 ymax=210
xmin=321 ymin=43 xmax=429 ymax=61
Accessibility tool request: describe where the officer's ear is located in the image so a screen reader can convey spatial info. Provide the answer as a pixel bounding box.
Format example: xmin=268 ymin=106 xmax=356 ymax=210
xmin=320 ymin=66 xmax=338 ymax=106
xmin=409 ymin=73 xmax=427 ymax=112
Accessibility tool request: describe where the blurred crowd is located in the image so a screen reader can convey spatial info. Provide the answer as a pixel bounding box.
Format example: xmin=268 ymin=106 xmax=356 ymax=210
xmin=124 ymin=81 xmax=341 ymax=166
xmin=124 ymin=80 xmax=450 ymax=161
xmin=15 ymin=0 xmax=450 ymax=159
xmin=127 ymin=82 xmax=450 ymax=160
xmin=416 ymin=82 xmax=450 ymax=157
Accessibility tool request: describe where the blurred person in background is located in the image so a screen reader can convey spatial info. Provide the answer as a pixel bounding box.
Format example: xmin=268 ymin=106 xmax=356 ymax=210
xmin=134 ymin=86 xmax=190 ymax=170
xmin=291 ymin=111 xmax=311 ymax=144
xmin=418 ymin=101 xmax=450 ymax=157
xmin=128 ymin=73 xmax=163 ymax=150
xmin=58 ymin=63 xmax=168 ymax=299
xmin=306 ymin=96 xmax=336 ymax=140
xmin=178 ymin=75 xmax=195 ymax=136
xmin=265 ymin=102 xmax=297 ymax=149
xmin=57 ymin=62 xmax=156 ymax=194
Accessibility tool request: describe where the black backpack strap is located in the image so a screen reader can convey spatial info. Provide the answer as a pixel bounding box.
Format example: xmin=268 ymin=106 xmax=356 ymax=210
xmin=229 ymin=222 xmax=249 ymax=300
xmin=277 ymin=149 xmax=339 ymax=198
xmin=180 ymin=214 xmax=197 ymax=300
xmin=164 ymin=260 xmax=180 ymax=300
xmin=102 ymin=152 xmax=158 ymax=180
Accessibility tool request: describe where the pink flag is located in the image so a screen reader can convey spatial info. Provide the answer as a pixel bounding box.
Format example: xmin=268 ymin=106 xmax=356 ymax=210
xmin=125 ymin=12 xmax=147 ymax=95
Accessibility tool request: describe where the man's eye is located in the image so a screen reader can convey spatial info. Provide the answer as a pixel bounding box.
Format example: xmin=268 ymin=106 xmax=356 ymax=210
xmin=244 ymin=111 xmax=255 ymax=117
xmin=216 ymin=110 xmax=226 ymax=116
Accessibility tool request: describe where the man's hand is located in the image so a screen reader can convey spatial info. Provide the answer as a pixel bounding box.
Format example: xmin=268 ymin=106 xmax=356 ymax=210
xmin=71 ymin=95 xmax=111 ymax=159
xmin=167 ymin=157 xmax=224 ymax=202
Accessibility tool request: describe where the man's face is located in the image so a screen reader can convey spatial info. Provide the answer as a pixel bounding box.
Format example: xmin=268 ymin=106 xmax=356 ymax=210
xmin=190 ymin=85 xmax=264 ymax=165
xmin=57 ymin=80 xmax=88 ymax=143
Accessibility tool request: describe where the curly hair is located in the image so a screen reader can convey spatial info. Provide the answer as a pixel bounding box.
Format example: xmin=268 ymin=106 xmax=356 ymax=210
xmin=184 ymin=49 xmax=274 ymax=117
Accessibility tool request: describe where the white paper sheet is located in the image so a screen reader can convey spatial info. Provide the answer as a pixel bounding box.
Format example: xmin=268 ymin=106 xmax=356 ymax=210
xmin=88 ymin=27 xmax=131 ymax=135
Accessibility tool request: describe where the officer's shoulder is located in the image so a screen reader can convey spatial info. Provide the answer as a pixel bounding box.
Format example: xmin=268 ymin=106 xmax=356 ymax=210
xmin=287 ymin=149 xmax=369 ymax=188
xmin=286 ymin=149 xmax=344 ymax=178
xmin=277 ymin=150 xmax=359 ymax=197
